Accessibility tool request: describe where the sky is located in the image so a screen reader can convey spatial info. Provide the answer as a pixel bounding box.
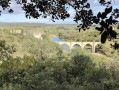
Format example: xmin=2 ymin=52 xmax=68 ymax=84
xmin=0 ymin=0 xmax=119 ymax=24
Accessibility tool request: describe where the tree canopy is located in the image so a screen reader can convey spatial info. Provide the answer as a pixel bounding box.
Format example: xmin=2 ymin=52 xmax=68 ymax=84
xmin=0 ymin=0 xmax=119 ymax=49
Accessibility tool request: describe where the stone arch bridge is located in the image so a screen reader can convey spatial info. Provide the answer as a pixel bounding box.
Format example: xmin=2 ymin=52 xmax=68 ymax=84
xmin=56 ymin=42 xmax=101 ymax=53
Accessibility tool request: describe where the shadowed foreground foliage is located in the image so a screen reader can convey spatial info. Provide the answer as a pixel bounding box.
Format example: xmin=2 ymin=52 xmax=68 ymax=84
xmin=0 ymin=40 xmax=119 ymax=90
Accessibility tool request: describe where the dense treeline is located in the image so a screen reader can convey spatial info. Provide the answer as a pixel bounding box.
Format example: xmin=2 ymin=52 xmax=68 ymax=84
xmin=58 ymin=29 xmax=100 ymax=42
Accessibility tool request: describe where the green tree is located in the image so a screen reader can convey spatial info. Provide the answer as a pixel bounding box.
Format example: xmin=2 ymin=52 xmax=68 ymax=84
xmin=0 ymin=40 xmax=15 ymax=62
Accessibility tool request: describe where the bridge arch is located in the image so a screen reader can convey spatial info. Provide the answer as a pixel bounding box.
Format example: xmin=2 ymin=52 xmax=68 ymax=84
xmin=95 ymin=43 xmax=102 ymax=53
xmin=83 ymin=42 xmax=93 ymax=48
xmin=71 ymin=42 xmax=82 ymax=49
xmin=84 ymin=43 xmax=92 ymax=52
xmin=72 ymin=44 xmax=81 ymax=49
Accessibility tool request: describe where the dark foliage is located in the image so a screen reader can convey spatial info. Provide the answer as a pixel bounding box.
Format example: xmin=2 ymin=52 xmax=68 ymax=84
xmin=0 ymin=40 xmax=16 ymax=62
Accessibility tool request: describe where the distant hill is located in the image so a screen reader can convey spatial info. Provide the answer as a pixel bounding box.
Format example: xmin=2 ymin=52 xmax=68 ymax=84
xmin=0 ymin=22 xmax=77 ymax=28
xmin=0 ymin=23 xmax=47 ymax=28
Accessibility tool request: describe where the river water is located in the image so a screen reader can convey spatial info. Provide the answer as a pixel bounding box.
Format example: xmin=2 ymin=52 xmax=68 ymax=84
xmin=52 ymin=37 xmax=65 ymax=42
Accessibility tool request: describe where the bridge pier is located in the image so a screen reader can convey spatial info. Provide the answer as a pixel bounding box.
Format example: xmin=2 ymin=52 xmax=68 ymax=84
xmin=92 ymin=44 xmax=95 ymax=53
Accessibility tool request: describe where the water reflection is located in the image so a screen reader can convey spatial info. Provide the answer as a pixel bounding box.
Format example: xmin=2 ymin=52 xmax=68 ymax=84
xmin=61 ymin=44 xmax=70 ymax=51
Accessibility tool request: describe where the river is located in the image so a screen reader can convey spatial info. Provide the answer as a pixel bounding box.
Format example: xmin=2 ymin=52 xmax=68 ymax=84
xmin=52 ymin=37 xmax=65 ymax=42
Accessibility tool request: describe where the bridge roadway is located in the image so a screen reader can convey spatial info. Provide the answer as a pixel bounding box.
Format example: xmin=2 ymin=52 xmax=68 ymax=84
xmin=55 ymin=41 xmax=101 ymax=53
